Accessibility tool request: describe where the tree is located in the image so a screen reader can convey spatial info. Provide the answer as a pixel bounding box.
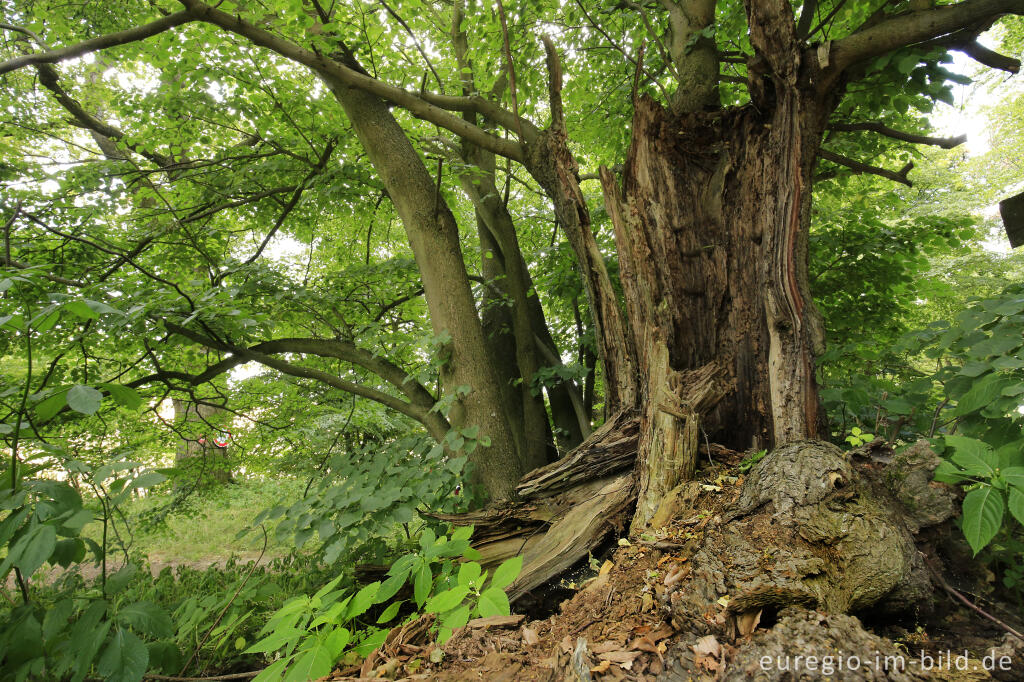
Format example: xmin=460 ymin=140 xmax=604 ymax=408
xmin=2 ymin=0 xmax=1022 ymax=560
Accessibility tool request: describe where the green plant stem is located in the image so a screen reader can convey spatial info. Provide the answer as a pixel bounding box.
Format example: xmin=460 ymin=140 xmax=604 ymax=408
xmin=11 ymin=305 xmax=32 ymax=603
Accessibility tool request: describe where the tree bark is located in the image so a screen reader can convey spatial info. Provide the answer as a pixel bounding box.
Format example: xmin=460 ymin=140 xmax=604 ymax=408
xmin=320 ymin=75 xmax=525 ymax=501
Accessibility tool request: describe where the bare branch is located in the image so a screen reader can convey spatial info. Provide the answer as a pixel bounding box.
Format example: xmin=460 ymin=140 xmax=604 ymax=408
xmin=817 ymin=149 xmax=914 ymax=186
xmin=829 ymin=121 xmax=967 ymax=148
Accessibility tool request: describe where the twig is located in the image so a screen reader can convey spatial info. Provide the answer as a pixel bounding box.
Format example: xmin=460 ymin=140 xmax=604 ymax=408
xmin=143 ymin=672 xmax=261 ymax=681
xmin=818 ymin=149 xmax=913 ymax=186
xmin=926 ymin=559 xmax=1024 ymax=641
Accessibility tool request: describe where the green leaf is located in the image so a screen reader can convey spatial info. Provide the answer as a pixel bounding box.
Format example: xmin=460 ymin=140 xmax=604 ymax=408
xmin=51 ymin=538 xmax=86 ymax=567
xmin=944 ymin=436 xmax=995 ymax=476
xmin=345 ymin=581 xmax=380 ymax=619
xmin=476 ymin=587 xmax=510 ymax=618
xmin=425 ymin=586 xmax=470 ymax=614
xmin=324 ymin=626 xmax=351 ymax=658
xmin=245 ymin=627 xmax=306 ymax=654
xmin=283 ymin=640 xmax=333 ymax=682
xmin=34 ymin=391 xmax=67 ymax=422
xmin=413 ymin=563 xmax=432 ymax=608
xmin=66 ymin=385 xmax=103 ymax=415
xmin=13 ymin=524 xmax=57 ymax=577
xmin=489 ymin=556 xmax=522 ymax=591
xmin=439 ymin=603 xmax=470 ymax=632
xmin=961 ymin=487 xmax=1004 ymax=555
xmin=97 ymin=628 xmax=149 ymax=682
xmin=1008 ymin=487 xmax=1024 ymax=526
xmin=63 ymin=300 xmax=100 ymax=320
xmin=128 ymin=472 xmax=167 ymax=489
xmin=953 ymin=373 xmax=1008 ymax=416
xmin=458 ymin=561 xmax=482 ymax=587
xmin=376 ymin=600 xmax=403 ymax=624
xmin=100 ymin=383 xmax=143 ymax=410
xmin=1002 ymin=467 xmax=1024 ymax=490
xmin=117 ymin=601 xmax=174 ymax=639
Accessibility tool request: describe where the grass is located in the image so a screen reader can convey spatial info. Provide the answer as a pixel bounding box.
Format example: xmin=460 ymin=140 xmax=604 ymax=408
xmin=84 ymin=477 xmax=307 ymax=566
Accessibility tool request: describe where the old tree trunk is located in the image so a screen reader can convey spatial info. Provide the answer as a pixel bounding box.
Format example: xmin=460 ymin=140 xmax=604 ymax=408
xmin=447 ymin=1 xmax=1017 ymax=672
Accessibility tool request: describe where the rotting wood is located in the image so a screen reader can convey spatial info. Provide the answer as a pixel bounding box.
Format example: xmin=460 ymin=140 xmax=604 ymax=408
xmin=516 ymin=411 xmax=639 ymax=498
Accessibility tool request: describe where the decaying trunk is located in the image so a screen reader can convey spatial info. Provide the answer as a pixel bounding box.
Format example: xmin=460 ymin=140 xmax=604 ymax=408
xmin=601 ymin=89 xmax=829 ymax=527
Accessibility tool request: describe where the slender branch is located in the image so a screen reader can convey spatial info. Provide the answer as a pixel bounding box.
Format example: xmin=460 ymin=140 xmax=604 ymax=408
xmin=818 ymin=149 xmax=913 ymax=186
xmin=378 ymin=0 xmax=444 ymax=88
xmin=829 ymin=121 xmax=967 ymax=148
xmin=496 ymin=0 xmax=523 ymax=139
xmin=161 ymin=324 xmax=449 ymax=437
xmin=229 ymin=139 xmax=336 ymax=273
xmin=0 ymin=10 xmax=199 ymax=75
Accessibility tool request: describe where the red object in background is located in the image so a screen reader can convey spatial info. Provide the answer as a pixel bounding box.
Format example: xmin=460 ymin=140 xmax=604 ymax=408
xmin=212 ymin=433 xmax=230 ymax=448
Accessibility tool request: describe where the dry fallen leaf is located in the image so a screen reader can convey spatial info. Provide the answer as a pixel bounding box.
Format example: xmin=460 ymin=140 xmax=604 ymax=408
xmin=736 ymin=609 xmax=762 ymax=637
xmin=641 ymin=593 xmax=654 ymax=612
xmin=717 ymin=595 xmax=731 ymax=608
xmin=598 ymin=651 xmax=643 ymax=664
xmin=591 ymin=641 xmax=622 ymax=654
xmin=693 ymin=635 xmax=721 ymax=658
xmin=599 ymin=560 xmax=614 ymax=576
xmin=521 ymin=626 xmax=540 ymax=646
xmin=629 ymin=636 xmax=659 ymax=655
xmin=590 ymin=660 xmax=611 ymax=674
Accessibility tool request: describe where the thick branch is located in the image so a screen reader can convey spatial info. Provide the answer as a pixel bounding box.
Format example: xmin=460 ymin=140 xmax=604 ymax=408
xmin=957 ymin=40 xmax=1021 ymax=72
xmin=176 ymin=0 xmax=524 ymax=161
xmin=0 ymin=11 xmax=199 ymax=75
xmin=817 ymin=149 xmax=913 ymax=186
xmin=829 ymin=122 xmax=967 ymax=149
xmin=828 ymin=0 xmax=1024 ymax=74
xmin=163 ymin=323 xmax=449 ymax=438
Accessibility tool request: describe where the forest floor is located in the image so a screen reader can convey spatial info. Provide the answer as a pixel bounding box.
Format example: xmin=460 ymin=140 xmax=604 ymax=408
xmin=323 ymin=452 xmax=1024 ymax=682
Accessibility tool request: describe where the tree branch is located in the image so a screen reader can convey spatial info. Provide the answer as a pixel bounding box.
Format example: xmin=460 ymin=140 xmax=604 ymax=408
xmin=828 ymin=0 xmax=1024 ymax=75
xmin=829 ymin=121 xmax=967 ymax=148
xmin=817 ymin=149 xmax=913 ymax=186
xmin=957 ymin=39 xmax=1021 ymax=72
xmin=161 ymin=323 xmax=449 ymax=438
xmin=176 ymin=0 xmax=524 ymax=161
xmin=0 ymin=10 xmax=199 ymax=75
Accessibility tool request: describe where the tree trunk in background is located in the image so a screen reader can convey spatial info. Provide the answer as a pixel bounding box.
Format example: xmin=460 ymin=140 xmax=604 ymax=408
xmin=172 ymin=399 xmax=232 ymax=484
xmin=323 ymin=71 xmax=525 ymax=501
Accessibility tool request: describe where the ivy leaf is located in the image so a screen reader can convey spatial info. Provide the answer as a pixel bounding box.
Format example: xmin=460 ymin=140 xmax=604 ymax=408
xmin=97 ymin=627 xmax=149 ymax=682
xmin=66 ymin=385 xmax=103 ymax=416
xmin=961 ymin=487 xmax=1004 ymax=556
